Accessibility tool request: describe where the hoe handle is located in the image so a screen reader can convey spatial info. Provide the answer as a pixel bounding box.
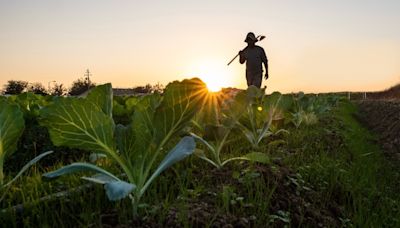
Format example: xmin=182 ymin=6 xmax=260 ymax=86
xmin=227 ymin=35 xmax=265 ymax=66
xmin=227 ymin=53 xmax=240 ymax=66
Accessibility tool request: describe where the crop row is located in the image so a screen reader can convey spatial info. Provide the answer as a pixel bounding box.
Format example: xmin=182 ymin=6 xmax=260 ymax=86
xmin=0 ymin=78 xmax=343 ymax=216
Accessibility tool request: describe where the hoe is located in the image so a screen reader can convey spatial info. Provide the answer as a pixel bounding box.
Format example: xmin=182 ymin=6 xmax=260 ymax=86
xmin=227 ymin=35 xmax=266 ymax=66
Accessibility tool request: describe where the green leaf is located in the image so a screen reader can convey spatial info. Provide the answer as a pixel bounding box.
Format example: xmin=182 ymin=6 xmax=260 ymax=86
xmin=43 ymin=162 xmax=120 ymax=181
xmin=125 ymin=96 xmax=140 ymax=114
xmin=190 ymin=133 xmax=215 ymax=153
xmin=112 ymin=100 xmax=127 ymax=117
xmin=203 ymin=124 xmax=228 ymax=141
xmin=277 ymin=95 xmax=294 ymax=112
xmin=268 ymin=139 xmax=287 ymax=147
xmin=45 ymin=164 xmax=135 ymax=201
xmin=82 ymin=174 xmax=136 ymax=201
xmin=0 ymin=99 xmax=25 ymax=184
xmin=14 ymin=92 xmax=47 ymax=118
xmin=221 ymin=152 xmax=271 ymax=166
xmin=86 ymin=83 xmax=113 ymax=117
xmin=264 ymin=92 xmax=282 ymax=109
xmin=225 ymin=90 xmax=248 ymax=120
xmin=3 ymin=151 xmax=53 ymax=188
xmin=104 ymin=181 xmax=136 ymax=201
xmin=247 ymin=86 xmax=264 ymax=100
xmin=141 ymin=136 xmax=196 ymax=195
xmin=130 ymin=94 xmax=161 ymax=154
xmin=89 ymin=153 xmax=107 ymax=163
xmin=81 ymin=173 xmax=117 ymax=184
xmin=153 ymin=78 xmax=207 ymax=144
xmin=240 ymin=152 xmax=270 ymax=164
xmin=193 ymin=148 xmax=220 ymax=169
xmin=153 ymin=136 xmax=195 ymax=177
xmin=39 ymin=97 xmax=116 ymax=155
xmin=115 ymin=124 xmax=135 ymax=155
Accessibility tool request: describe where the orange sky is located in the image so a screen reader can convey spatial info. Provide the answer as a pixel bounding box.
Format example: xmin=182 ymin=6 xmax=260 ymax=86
xmin=1 ymin=1 xmax=399 ymax=93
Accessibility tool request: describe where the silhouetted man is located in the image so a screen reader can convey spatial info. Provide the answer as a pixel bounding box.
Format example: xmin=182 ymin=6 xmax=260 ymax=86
xmin=239 ymin=32 xmax=268 ymax=88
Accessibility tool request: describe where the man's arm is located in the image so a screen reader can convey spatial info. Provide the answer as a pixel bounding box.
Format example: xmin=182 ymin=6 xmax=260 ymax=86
xmin=261 ymin=48 xmax=268 ymax=79
xmin=239 ymin=50 xmax=246 ymax=64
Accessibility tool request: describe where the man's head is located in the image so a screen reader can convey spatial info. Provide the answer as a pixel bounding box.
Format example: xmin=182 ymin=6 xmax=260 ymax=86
xmin=245 ymin=32 xmax=257 ymax=46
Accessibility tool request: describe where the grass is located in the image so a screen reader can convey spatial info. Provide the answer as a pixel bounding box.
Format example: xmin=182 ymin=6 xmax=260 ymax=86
xmin=285 ymin=101 xmax=400 ymax=227
xmin=0 ymin=100 xmax=399 ymax=227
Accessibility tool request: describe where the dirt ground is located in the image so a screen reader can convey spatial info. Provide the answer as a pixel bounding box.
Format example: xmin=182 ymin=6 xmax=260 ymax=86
xmin=357 ymin=100 xmax=400 ymax=161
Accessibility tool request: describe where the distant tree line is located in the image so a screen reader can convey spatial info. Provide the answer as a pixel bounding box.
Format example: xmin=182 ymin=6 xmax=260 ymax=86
xmin=1 ymin=79 xmax=164 ymax=96
xmin=131 ymin=82 xmax=164 ymax=94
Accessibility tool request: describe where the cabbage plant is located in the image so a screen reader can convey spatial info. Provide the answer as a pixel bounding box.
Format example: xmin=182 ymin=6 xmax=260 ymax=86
xmin=190 ymin=87 xmax=275 ymax=168
xmin=190 ymin=128 xmax=270 ymax=169
xmin=288 ymin=92 xmax=328 ymax=128
xmin=0 ymin=98 xmax=53 ymax=193
xmin=233 ymin=87 xmax=290 ymax=149
xmin=39 ymin=79 xmax=207 ymax=215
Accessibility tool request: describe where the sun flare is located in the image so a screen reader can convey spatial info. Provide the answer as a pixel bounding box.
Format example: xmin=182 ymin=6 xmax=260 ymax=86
xmin=186 ymin=60 xmax=233 ymax=92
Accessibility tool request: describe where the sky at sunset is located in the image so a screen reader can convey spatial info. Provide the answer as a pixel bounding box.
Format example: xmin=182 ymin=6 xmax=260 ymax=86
xmin=1 ymin=0 xmax=399 ymax=93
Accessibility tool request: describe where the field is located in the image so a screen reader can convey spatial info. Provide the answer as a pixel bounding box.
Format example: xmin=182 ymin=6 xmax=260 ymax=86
xmin=0 ymin=78 xmax=399 ymax=227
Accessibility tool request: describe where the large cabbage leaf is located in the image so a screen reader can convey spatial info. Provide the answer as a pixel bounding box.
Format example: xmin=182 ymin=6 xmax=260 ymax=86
xmin=153 ymin=78 xmax=207 ymax=144
xmin=86 ymin=83 xmax=113 ymax=117
xmin=39 ymin=97 xmax=116 ymax=155
xmin=118 ymin=78 xmax=207 ymax=186
xmin=0 ymin=99 xmax=25 ymax=184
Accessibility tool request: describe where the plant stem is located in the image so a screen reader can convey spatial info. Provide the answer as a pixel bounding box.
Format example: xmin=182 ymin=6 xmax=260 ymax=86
xmin=0 ymin=168 xmax=3 ymax=187
xmin=129 ymin=194 xmax=139 ymax=218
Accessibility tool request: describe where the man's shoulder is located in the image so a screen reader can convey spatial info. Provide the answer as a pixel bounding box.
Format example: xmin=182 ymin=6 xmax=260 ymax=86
xmin=244 ymin=46 xmax=264 ymax=54
xmin=255 ymin=45 xmax=265 ymax=51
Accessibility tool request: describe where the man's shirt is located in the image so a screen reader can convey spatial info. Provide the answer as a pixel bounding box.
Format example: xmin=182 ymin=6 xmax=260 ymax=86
xmin=242 ymin=45 xmax=267 ymax=74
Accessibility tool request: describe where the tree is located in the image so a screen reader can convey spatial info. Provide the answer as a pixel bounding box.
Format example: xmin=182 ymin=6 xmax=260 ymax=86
xmin=68 ymin=78 xmax=96 ymax=96
xmin=152 ymin=82 xmax=165 ymax=94
xmin=27 ymin=82 xmax=48 ymax=95
xmin=69 ymin=69 xmax=96 ymax=96
xmin=3 ymin=80 xmax=28 ymax=95
xmin=50 ymin=83 xmax=67 ymax=96
xmin=132 ymin=84 xmax=153 ymax=94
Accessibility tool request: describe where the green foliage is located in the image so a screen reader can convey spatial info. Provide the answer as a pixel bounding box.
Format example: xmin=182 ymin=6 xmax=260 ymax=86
xmin=39 ymin=79 xmax=207 ymax=215
xmin=39 ymin=96 xmax=116 ymax=154
xmin=2 ymin=77 xmax=396 ymax=227
xmin=12 ymin=92 xmax=51 ymax=120
xmin=86 ymin=82 xmax=113 ymax=117
xmin=234 ymin=88 xmax=287 ymax=148
xmin=190 ymin=86 xmax=279 ymax=168
xmin=0 ymin=98 xmax=52 ymax=189
xmin=0 ymin=99 xmax=25 ymax=185
xmin=286 ymin=92 xmax=338 ymax=128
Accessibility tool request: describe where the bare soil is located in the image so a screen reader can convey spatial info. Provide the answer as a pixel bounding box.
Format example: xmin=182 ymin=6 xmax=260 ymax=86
xmin=357 ymin=100 xmax=400 ymax=161
xmin=101 ymin=163 xmax=341 ymax=227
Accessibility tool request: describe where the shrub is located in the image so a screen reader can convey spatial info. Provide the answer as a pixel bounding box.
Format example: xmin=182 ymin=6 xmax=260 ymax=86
xmin=27 ymin=82 xmax=48 ymax=95
xmin=68 ymin=78 xmax=95 ymax=96
xmin=3 ymin=80 xmax=28 ymax=95
xmin=49 ymin=83 xmax=67 ymax=96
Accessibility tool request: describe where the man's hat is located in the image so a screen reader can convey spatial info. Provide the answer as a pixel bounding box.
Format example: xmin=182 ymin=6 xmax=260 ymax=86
xmin=245 ymin=32 xmax=258 ymax=42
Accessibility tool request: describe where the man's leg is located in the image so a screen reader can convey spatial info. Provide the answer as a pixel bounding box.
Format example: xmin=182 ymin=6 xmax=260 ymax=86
xmin=253 ymin=74 xmax=262 ymax=88
xmin=246 ymin=74 xmax=252 ymax=87
xmin=247 ymin=72 xmax=262 ymax=88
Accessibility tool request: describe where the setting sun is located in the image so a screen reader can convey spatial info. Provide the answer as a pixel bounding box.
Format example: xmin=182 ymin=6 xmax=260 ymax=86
xmin=185 ymin=60 xmax=234 ymax=92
